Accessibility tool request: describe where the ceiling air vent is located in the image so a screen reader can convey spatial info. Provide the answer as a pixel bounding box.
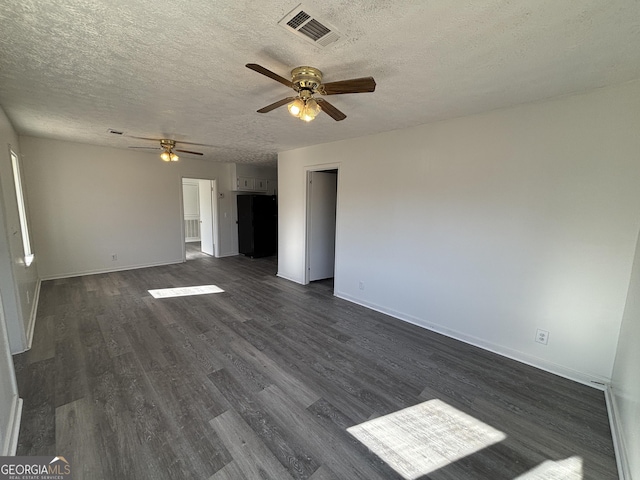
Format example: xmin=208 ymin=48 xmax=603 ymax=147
xmin=278 ymin=4 xmax=342 ymax=48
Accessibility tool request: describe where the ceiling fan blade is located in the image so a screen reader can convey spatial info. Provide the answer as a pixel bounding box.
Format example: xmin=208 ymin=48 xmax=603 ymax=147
xmin=127 ymin=135 xmax=162 ymax=142
xmin=128 ymin=146 xmax=161 ymax=150
xmin=246 ymin=63 xmax=293 ymax=89
xmin=175 ymin=140 xmax=217 ymax=147
xmin=257 ymin=97 xmax=297 ymax=113
xmin=317 ymin=98 xmax=346 ymax=121
xmin=319 ymin=77 xmax=376 ymax=95
xmin=175 ymin=149 xmax=203 ymax=156
xmin=126 ymin=135 xmax=217 ymax=148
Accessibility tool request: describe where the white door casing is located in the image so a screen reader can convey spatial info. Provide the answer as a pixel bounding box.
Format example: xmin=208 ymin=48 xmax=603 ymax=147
xmin=198 ymin=179 xmax=214 ymax=256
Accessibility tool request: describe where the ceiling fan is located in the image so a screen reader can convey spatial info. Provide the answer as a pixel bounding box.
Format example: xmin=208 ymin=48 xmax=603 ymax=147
xmin=246 ymin=63 xmax=376 ymax=122
xmin=127 ymin=136 xmax=208 ymax=162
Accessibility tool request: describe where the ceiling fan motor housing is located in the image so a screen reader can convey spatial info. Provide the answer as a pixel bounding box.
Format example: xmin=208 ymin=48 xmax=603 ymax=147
xmin=291 ymin=66 xmax=322 ymax=92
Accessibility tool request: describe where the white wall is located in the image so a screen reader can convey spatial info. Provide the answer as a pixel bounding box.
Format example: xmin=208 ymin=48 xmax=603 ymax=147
xmin=611 ymin=227 xmax=640 ymax=479
xmin=278 ymin=79 xmax=640 ymax=385
xmin=0 ymin=271 xmax=21 ymax=455
xmin=0 ymin=107 xmax=39 ymax=353
xmin=20 ymin=137 xmax=238 ymax=279
xmin=0 ymin=106 xmax=24 ymax=453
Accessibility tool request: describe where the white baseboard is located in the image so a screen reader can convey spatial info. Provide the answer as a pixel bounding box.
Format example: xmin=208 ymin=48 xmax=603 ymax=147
xmin=2 ymin=397 xmax=22 ymax=456
xmin=25 ymin=279 xmax=41 ymax=350
xmin=277 ymin=272 xmax=303 ymax=284
xmin=40 ymin=259 xmax=184 ymax=281
xmin=605 ymin=386 xmax=631 ymax=480
xmin=334 ymin=290 xmax=610 ymax=389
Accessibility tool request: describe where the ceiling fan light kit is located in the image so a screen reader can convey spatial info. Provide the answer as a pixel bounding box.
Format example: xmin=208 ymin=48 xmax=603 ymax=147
xmin=160 ymin=139 xmax=179 ymax=162
xmin=246 ymin=63 xmax=376 ymax=122
xmin=160 ymin=150 xmax=179 ymax=162
xmin=288 ymin=89 xmax=321 ymax=122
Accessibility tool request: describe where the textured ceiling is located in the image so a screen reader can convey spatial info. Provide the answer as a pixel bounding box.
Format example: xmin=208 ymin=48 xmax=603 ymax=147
xmin=1 ymin=0 xmax=640 ymax=164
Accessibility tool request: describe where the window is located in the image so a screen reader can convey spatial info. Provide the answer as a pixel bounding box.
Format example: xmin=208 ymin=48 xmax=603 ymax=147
xmin=10 ymin=149 xmax=34 ymax=266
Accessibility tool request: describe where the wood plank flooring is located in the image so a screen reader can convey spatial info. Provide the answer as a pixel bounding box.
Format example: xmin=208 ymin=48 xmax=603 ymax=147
xmin=13 ymin=255 xmax=618 ymax=479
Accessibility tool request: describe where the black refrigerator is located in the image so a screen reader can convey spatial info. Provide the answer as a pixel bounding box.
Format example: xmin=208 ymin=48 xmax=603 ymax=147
xmin=237 ymin=195 xmax=277 ymax=258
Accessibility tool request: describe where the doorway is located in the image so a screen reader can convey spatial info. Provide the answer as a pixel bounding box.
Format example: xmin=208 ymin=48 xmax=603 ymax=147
xmin=305 ymin=168 xmax=338 ymax=284
xmin=181 ymin=178 xmax=219 ymax=260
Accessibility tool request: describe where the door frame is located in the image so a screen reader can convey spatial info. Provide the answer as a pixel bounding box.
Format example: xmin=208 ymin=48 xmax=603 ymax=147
xmin=304 ymin=163 xmax=340 ymax=285
xmin=180 ymin=177 xmax=220 ymax=260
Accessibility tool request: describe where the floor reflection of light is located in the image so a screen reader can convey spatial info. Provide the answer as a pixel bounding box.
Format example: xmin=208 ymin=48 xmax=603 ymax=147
xmin=347 ymin=399 xmax=506 ymax=479
xmin=148 ymin=285 xmax=224 ymax=298
xmin=516 ymin=456 xmax=583 ymax=479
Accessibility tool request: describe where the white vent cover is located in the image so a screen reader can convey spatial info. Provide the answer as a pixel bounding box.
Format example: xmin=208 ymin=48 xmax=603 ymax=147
xmin=278 ymin=4 xmax=342 ymax=48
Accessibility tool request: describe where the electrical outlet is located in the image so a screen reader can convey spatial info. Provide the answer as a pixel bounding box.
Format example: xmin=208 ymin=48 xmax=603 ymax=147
xmin=111 ymin=254 xmax=118 ymax=261
xmin=359 ymin=281 xmax=365 ymax=291
xmin=535 ymin=329 xmax=549 ymax=345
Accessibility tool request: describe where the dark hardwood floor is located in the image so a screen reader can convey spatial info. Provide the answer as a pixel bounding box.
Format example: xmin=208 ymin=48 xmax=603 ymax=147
xmin=14 ymin=255 xmax=618 ymax=479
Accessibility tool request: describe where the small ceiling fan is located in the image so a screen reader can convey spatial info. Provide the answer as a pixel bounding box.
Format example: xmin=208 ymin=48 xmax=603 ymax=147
xmin=127 ymin=136 xmax=208 ymax=162
xmin=246 ymin=63 xmax=376 ymax=122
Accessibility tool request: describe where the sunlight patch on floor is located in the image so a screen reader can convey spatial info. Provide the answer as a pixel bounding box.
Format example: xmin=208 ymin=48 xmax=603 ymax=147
xmin=347 ymin=399 xmax=506 ymax=479
xmin=516 ymin=456 xmax=583 ymax=479
xmin=148 ymin=285 xmax=224 ymax=298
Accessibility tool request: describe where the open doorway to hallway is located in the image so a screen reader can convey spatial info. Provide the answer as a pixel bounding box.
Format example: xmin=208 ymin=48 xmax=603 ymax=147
xmin=305 ymin=168 xmax=338 ymax=284
xmin=182 ymin=177 xmax=219 ymax=260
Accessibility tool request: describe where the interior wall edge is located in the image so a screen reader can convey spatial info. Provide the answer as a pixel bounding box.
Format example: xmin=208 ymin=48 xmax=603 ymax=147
xmin=1 ymin=397 xmax=22 ymax=456
xmin=24 ymin=278 xmax=41 ymax=351
xmin=0 ymin=264 xmax=26 ymax=354
xmin=335 ymin=289 xmax=612 ymax=389
xmin=276 ymin=272 xmax=303 ymax=284
xmin=216 ymin=252 xmax=239 ymax=259
xmin=605 ymin=385 xmax=631 ymax=480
